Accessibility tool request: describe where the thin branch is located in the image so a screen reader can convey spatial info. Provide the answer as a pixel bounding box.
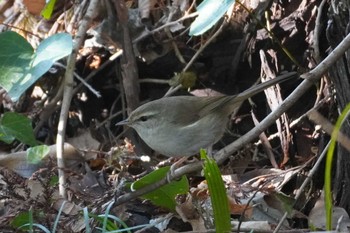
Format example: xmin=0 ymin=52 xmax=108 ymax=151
xmin=56 ymin=0 xmax=99 ymax=197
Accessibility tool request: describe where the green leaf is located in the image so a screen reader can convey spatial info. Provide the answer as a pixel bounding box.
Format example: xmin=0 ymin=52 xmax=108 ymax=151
xmin=27 ymin=145 xmax=50 ymax=164
xmin=201 ymin=149 xmax=231 ymax=233
xmin=10 ymin=211 xmax=32 ymax=229
xmin=0 ymin=112 xmax=37 ymax=146
xmin=49 ymin=175 xmax=59 ymax=186
xmin=189 ymin=0 xmax=235 ymax=36
xmin=0 ymin=123 xmax=14 ymax=144
xmin=41 ymin=0 xmax=56 ymax=19
xmin=13 ymin=211 xmax=49 ymax=233
xmin=132 ymin=166 xmax=189 ymax=211
xmin=0 ymin=31 xmax=33 ymax=101
xmin=0 ymin=31 xmax=72 ymax=101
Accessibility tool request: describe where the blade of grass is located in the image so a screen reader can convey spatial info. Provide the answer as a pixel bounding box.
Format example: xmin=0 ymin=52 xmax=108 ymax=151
xmin=325 ymin=102 xmax=350 ymax=230
xmin=201 ymin=149 xmax=231 ymax=232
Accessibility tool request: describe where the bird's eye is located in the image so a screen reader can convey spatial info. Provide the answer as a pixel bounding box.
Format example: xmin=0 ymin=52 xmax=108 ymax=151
xmin=139 ymin=116 xmax=148 ymax=122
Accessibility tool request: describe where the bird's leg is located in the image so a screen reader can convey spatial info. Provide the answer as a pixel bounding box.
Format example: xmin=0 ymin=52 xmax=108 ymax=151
xmin=206 ymin=146 xmax=213 ymax=157
xmin=167 ymin=156 xmax=188 ymax=182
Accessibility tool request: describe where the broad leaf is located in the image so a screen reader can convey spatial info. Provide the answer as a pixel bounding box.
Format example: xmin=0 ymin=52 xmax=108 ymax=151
xmin=0 ymin=112 xmax=37 ymax=146
xmin=0 ymin=31 xmax=72 ymax=101
xmin=27 ymin=145 xmax=50 ymax=164
xmin=132 ymin=166 xmax=189 ymax=211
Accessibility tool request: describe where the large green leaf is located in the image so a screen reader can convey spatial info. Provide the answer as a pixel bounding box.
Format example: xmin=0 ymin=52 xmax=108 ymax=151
xmin=0 ymin=31 xmax=33 ymax=100
xmin=27 ymin=145 xmax=50 ymax=164
xmin=132 ymin=166 xmax=189 ymax=211
xmin=0 ymin=112 xmax=38 ymax=146
xmin=0 ymin=31 xmax=72 ymax=101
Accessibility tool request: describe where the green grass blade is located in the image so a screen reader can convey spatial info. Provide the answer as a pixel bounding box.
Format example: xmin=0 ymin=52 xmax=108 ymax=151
xmin=325 ymin=102 xmax=350 ymax=230
xmin=201 ymin=149 xmax=231 ymax=232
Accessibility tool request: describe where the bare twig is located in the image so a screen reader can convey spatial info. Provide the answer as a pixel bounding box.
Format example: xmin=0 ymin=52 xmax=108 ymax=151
xmin=132 ymin=12 xmax=199 ymax=44
xmin=251 ymin=111 xmax=278 ymax=168
xmin=56 ymin=0 xmax=99 ymax=197
xmin=54 ymin=62 xmax=101 ymax=97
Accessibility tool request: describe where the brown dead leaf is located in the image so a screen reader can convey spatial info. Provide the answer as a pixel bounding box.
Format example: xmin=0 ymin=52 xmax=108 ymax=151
xmin=23 ymin=0 xmax=46 ymax=15
xmin=228 ymin=195 xmax=253 ymax=218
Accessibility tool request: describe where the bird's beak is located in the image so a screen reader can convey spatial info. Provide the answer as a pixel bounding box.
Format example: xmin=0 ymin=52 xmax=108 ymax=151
xmin=116 ymin=119 xmax=129 ymax=126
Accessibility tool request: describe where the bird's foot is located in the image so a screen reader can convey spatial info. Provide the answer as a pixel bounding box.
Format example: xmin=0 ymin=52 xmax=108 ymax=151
xmin=166 ymin=156 xmax=188 ymax=183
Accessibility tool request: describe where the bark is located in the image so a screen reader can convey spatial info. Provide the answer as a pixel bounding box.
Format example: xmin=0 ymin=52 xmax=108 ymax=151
xmin=113 ymin=0 xmax=140 ymax=113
